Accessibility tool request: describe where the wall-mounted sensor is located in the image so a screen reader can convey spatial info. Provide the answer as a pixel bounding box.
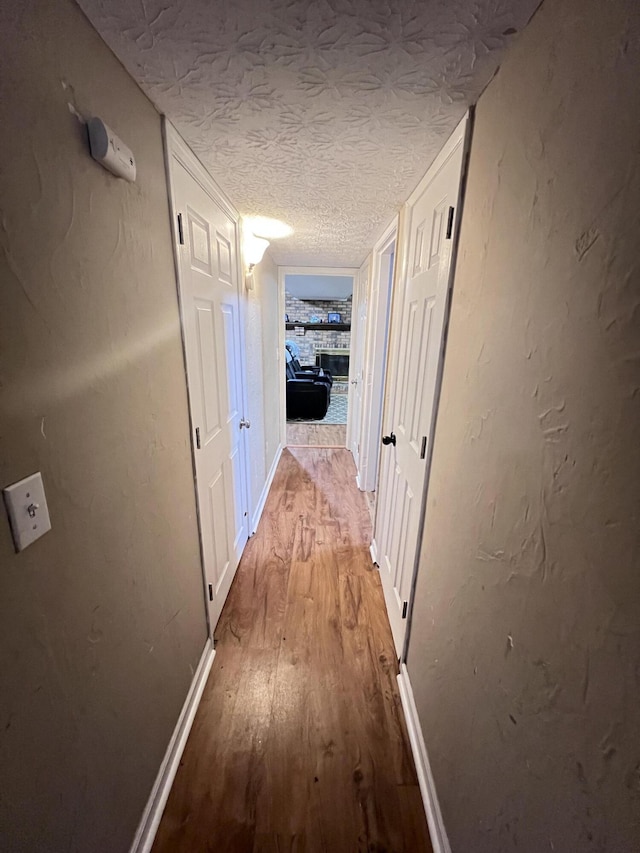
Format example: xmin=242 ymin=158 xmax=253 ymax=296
xmin=88 ymin=117 xmax=136 ymax=182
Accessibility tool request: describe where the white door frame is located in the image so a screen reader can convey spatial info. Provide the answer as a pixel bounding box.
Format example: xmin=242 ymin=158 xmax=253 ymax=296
xmin=373 ymin=203 xmax=410 ymax=549
xmin=357 ymin=216 xmax=398 ymax=494
xmin=162 ymin=119 xmax=252 ymax=636
xmin=347 ymin=259 xmax=370 ymax=466
xmin=279 ymin=265 xmax=358 ymax=445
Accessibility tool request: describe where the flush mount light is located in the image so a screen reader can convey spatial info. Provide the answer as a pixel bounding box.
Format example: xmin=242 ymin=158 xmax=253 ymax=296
xmin=244 ymin=216 xmax=293 ymax=240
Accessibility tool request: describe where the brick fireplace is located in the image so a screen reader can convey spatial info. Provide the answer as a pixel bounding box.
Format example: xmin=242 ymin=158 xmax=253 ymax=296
xmin=284 ymin=293 xmax=351 ymax=368
xmin=315 ymin=348 xmax=350 ymax=379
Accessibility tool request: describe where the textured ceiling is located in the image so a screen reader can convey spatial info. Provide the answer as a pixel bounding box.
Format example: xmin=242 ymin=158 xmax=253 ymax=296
xmin=78 ymin=0 xmax=541 ymax=266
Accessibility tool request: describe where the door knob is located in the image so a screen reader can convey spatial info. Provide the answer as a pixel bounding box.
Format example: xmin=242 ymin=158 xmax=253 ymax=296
xmin=350 ymin=379 xmax=358 ymax=385
xmin=382 ymin=432 xmax=396 ymax=446
xmin=239 ymin=418 xmax=251 ymax=429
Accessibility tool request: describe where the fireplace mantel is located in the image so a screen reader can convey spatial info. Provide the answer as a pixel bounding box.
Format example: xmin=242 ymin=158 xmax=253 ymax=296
xmin=285 ymin=322 xmax=350 ymax=332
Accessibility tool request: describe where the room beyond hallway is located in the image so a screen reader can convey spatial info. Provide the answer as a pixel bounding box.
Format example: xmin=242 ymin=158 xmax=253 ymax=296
xmin=152 ymin=447 xmax=431 ymax=853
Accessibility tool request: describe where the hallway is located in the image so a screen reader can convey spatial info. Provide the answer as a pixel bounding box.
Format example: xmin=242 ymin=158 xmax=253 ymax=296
xmin=3 ymin=1 xmax=639 ymax=849
xmin=153 ymin=447 xmax=431 ymax=852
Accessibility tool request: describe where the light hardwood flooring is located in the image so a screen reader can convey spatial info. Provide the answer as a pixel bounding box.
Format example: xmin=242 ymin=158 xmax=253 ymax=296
xmin=286 ymin=422 xmax=346 ymax=446
xmin=153 ymin=447 xmax=431 ymax=853
xmin=365 ymin=489 xmax=377 ymax=521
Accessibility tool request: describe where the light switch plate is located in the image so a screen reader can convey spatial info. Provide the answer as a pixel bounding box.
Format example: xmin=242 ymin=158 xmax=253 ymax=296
xmin=3 ymin=472 xmax=52 ymax=552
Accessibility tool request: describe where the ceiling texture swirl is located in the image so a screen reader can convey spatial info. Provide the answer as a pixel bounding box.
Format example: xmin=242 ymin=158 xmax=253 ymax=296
xmin=78 ymin=0 xmax=541 ymax=266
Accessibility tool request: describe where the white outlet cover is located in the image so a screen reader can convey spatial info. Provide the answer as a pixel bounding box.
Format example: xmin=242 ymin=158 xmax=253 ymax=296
xmin=3 ymin=472 xmax=52 ymax=552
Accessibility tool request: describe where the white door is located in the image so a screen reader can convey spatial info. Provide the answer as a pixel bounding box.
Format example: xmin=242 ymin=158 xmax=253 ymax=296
xmin=172 ymin=156 xmax=250 ymax=631
xmin=373 ymin=116 xmax=468 ymax=654
xmin=348 ymin=261 xmax=369 ymax=467
xmin=358 ymin=225 xmax=396 ymax=495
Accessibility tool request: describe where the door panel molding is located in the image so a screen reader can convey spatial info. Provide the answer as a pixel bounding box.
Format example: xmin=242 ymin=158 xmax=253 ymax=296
xmin=401 ymin=110 xmax=474 ymax=660
xmin=373 ymin=112 xmax=472 ymax=657
xmin=163 ymin=118 xmax=250 ymax=636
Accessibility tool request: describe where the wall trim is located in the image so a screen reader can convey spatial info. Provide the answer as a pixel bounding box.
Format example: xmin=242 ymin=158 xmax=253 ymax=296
xmin=129 ymin=639 xmax=215 ymax=853
xmin=251 ymin=443 xmax=283 ymax=534
xmin=397 ymin=663 xmax=451 ymax=853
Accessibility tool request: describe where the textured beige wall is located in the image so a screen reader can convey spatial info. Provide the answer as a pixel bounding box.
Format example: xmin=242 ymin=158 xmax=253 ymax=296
xmin=0 ymin=2 xmax=207 ymax=851
xmin=245 ymin=251 xmax=282 ymax=523
xmin=406 ymin=0 xmax=640 ymax=850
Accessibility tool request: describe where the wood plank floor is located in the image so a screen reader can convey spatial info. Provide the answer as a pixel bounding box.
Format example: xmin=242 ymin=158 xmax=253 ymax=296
xmin=153 ymin=447 xmax=432 ymax=853
xmin=286 ymin=423 xmax=346 ymax=446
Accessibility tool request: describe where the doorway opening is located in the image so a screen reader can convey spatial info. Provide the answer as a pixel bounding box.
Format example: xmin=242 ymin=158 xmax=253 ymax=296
xmin=279 ymin=267 xmax=357 ymax=447
xmin=353 ymin=221 xmax=397 ymax=523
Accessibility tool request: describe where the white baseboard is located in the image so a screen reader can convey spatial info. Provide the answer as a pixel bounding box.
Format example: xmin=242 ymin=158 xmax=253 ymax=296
xmin=397 ymin=663 xmax=451 ymax=853
xmin=370 ymin=539 xmax=378 ymax=566
xmin=251 ymin=444 xmax=283 ymax=534
xmin=129 ymin=640 xmax=215 ymax=853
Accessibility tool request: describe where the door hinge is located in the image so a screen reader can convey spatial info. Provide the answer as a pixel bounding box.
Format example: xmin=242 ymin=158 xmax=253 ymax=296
xmin=208 ymin=583 xmax=213 ymax=602
xmin=177 ymin=212 xmax=185 ymax=245
xmin=402 ymin=601 xmax=408 ymax=619
xmin=420 ymin=435 xmax=427 ymax=459
xmin=446 ymin=206 xmax=455 ymax=240
xmin=195 ymin=427 xmax=201 ymax=449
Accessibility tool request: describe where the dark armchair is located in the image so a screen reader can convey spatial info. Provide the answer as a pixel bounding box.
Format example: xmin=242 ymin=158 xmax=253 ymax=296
xmin=285 ymin=343 xmax=333 ymax=387
xmin=285 ymin=349 xmax=331 ymax=420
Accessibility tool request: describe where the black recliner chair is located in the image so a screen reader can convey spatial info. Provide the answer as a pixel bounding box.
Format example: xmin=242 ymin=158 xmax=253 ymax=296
xmin=286 ymin=349 xmax=331 ymax=420
xmin=285 ymin=343 xmax=333 ymax=387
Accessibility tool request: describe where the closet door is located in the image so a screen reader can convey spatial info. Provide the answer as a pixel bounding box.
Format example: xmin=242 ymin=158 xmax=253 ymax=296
xmin=374 ymin=116 xmax=469 ymax=654
xmin=170 ymin=140 xmax=250 ymax=632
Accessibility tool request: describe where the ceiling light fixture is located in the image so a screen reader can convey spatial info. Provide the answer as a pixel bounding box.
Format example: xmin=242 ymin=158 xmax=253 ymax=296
xmin=242 ymin=216 xmax=292 ymax=289
xmin=245 ymin=216 xmax=293 ymax=241
xmin=243 ymin=231 xmax=270 ymax=290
